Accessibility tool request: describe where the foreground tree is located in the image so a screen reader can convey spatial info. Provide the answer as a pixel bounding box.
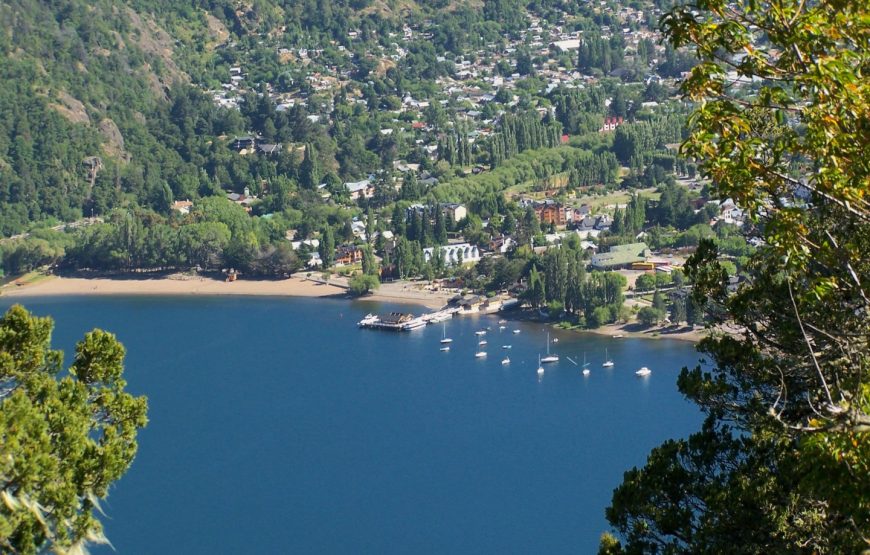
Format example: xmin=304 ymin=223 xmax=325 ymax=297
xmin=603 ymin=0 xmax=869 ymax=551
xmin=0 ymin=305 xmax=148 ymax=553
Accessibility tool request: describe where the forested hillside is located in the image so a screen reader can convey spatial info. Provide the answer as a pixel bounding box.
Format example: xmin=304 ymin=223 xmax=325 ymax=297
xmin=0 ymin=0 xmax=468 ymax=233
xmin=1 ymin=0 xmax=694 ymax=285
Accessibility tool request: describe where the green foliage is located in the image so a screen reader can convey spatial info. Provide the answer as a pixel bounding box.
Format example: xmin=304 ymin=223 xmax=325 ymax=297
xmin=348 ymin=273 xmax=379 ymax=296
xmin=636 ymin=306 xmax=661 ymax=327
xmin=606 ymin=0 xmax=870 ymax=550
xmin=0 ymin=305 xmax=148 ymax=554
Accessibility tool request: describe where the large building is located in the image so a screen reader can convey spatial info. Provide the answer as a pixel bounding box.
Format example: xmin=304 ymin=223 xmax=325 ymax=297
xmin=590 ymin=242 xmax=649 ymax=270
xmin=423 ymin=243 xmax=480 ymax=266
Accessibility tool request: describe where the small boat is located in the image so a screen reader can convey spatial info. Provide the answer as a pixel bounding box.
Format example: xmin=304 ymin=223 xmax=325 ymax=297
xmin=475 ymin=351 xmax=487 ymax=358
xmin=357 ymin=313 xmax=379 ymax=327
xmin=613 ymin=334 xmax=624 ymax=339
xmin=602 ymin=348 xmax=614 ymax=368
xmin=475 ymin=330 xmax=487 ymax=336
xmin=501 ymin=357 xmax=510 ymax=365
xmin=636 ymin=367 xmax=651 ymax=376
xmin=513 ymin=329 xmax=521 ymax=334
xmin=499 ymin=319 xmax=507 ymax=324
xmin=499 ymin=325 xmax=506 ymax=331
xmin=479 ymin=340 xmax=488 ymax=346
xmin=541 ymin=333 xmax=559 ymax=363
xmin=536 ymin=355 xmax=544 ymax=375
xmin=552 ymin=337 xmax=559 ymax=343
xmin=440 ymin=346 xmax=450 ymax=352
xmin=502 ymin=345 xmax=512 ymax=349
xmin=581 ymin=352 xmax=590 ymax=375
xmin=440 ymin=322 xmax=453 ymax=344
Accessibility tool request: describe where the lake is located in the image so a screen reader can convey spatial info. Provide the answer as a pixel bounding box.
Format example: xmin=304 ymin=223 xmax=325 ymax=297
xmin=1 ymin=296 xmax=703 ymax=554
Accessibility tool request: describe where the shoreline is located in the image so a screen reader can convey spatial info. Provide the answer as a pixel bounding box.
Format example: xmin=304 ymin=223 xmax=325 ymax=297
xmin=0 ymin=273 xmax=448 ymax=310
xmin=2 ymin=274 xmax=713 ymax=342
xmin=504 ymin=308 xmax=709 ymax=343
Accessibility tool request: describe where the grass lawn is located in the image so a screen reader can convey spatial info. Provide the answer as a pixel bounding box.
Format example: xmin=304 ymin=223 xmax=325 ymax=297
xmin=1 ymin=271 xmax=53 ymax=289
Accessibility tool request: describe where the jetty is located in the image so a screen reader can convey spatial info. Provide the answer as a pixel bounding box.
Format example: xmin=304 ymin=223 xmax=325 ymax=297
xmin=358 ymin=308 xmax=460 ymax=331
xmin=357 ymin=295 xmax=519 ymax=332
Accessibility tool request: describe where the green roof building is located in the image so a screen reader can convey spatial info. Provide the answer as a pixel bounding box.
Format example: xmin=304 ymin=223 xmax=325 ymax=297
xmin=590 ymin=242 xmax=649 ymax=270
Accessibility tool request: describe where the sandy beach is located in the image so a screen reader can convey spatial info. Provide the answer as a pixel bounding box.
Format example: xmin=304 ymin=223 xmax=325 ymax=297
xmin=1 ymin=273 xmax=346 ymax=299
xmin=574 ymin=322 xmax=709 ymax=343
xmin=0 ymin=273 xmax=453 ymax=310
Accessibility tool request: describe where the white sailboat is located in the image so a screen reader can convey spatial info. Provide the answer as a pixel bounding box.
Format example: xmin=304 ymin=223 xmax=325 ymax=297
xmin=537 ymin=355 xmax=544 ymax=375
xmin=501 ymin=357 xmax=510 ymax=365
xmin=513 ymin=329 xmax=521 ymax=334
xmin=602 ymin=348 xmax=614 ymax=368
xmin=541 ymin=332 xmax=559 ymax=363
xmin=479 ymin=340 xmax=488 ymax=346
xmin=475 ymin=329 xmax=487 ymax=336
xmin=440 ymin=322 xmax=452 ymax=344
xmin=475 ymin=351 xmax=488 ymax=358
xmin=581 ymin=352 xmax=590 ymax=375
xmin=440 ymin=345 xmax=450 ymax=352
xmin=635 ymin=366 xmax=651 ymax=376
xmin=502 ymin=344 xmax=512 ymax=349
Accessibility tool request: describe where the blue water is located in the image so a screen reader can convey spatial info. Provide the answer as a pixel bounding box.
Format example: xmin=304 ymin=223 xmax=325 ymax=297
xmin=1 ymin=296 xmax=703 ymax=553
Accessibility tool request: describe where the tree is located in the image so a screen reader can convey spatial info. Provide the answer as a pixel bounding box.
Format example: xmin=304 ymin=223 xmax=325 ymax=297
xmin=0 ymin=305 xmax=148 ymax=554
xmin=604 ymin=0 xmax=870 ymax=551
xmin=318 ymin=226 xmax=334 ymax=268
xmin=636 ymin=306 xmax=662 ymax=327
xmin=348 ymin=273 xmax=380 ymax=296
xmin=299 ymin=144 xmax=320 ymax=189
xmin=526 ymin=265 xmax=546 ymax=308
xmin=634 ymin=273 xmax=656 ymax=292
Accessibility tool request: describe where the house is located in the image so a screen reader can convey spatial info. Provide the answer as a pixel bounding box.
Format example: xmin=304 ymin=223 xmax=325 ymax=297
xmin=257 ymin=143 xmax=283 ymax=156
xmin=231 ymin=135 xmax=261 ymax=152
xmin=440 ymin=203 xmax=467 ymax=223
xmin=599 ymin=117 xmax=624 ymax=132
xmin=335 ymin=244 xmax=364 ymax=266
xmin=590 ymin=242 xmax=650 ymax=270
xmin=345 ymin=179 xmax=374 ymax=200
xmin=227 ymin=187 xmax=257 ymax=212
xmin=534 ymin=200 xmax=566 ymax=226
xmin=171 ymin=200 xmax=193 ymax=215
xmin=490 ymin=235 xmax=515 ymax=254
xmin=552 ymin=39 xmax=582 ymax=51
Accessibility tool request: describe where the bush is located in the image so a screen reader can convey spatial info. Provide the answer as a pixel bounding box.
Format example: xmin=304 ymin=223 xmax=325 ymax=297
xmin=587 ymin=306 xmax=612 ymax=328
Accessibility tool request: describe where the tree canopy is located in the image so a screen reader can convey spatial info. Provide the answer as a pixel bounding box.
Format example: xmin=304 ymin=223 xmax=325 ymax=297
xmin=603 ymin=0 xmax=870 ymax=551
xmin=0 ymin=305 xmax=148 ymax=554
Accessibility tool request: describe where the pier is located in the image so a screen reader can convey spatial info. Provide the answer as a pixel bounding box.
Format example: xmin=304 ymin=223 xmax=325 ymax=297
xmin=358 ymin=307 xmax=460 ymax=331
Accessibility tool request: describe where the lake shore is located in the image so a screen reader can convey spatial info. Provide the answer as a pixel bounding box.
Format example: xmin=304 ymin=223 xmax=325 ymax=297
xmin=1 ymin=275 xmax=717 ymax=340
xmin=574 ymin=322 xmax=708 ymax=343
xmin=504 ymin=308 xmax=710 ymax=343
xmin=0 ymin=273 xmax=448 ymax=310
